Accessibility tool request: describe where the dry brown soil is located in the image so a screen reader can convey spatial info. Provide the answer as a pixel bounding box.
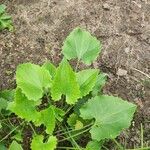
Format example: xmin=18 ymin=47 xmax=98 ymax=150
xmin=0 ymin=0 xmax=150 ymax=149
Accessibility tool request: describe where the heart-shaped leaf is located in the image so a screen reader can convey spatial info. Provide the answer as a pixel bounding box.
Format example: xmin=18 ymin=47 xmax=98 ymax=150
xmin=62 ymin=28 xmax=101 ymax=64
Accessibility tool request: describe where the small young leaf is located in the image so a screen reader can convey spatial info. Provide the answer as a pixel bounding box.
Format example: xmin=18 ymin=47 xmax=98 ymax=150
xmin=67 ymin=113 xmax=84 ymax=130
xmin=92 ymin=73 xmax=107 ymax=96
xmin=16 ymin=63 xmax=52 ymax=101
xmin=31 ymin=135 xmax=57 ymax=150
xmin=0 ymin=5 xmax=13 ymax=31
xmin=0 ymin=4 xmax=6 ymax=14
xmin=62 ymin=28 xmax=101 ymax=64
xmin=42 ymin=62 xmax=56 ymax=79
xmin=80 ymin=95 xmax=136 ymax=141
xmin=9 ymin=141 xmax=23 ymax=150
xmin=8 ymin=88 xmax=39 ymax=123
xmin=75 ymin=120 xmax=84 ymax=130
xmin=51 ymin=58 xmax=80 ymax=104
xmin=76 ymin=69 xmax=99 ymax=97
xmin=86 ymin=140 xmax=101 ymax=150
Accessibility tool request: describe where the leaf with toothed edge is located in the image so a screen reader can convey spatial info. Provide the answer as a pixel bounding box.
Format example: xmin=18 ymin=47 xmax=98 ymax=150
xmin=8 ymin=89 xmax=56 ymax=134
xmin=36 ymin=106 xmax=55 ymax=134
xmin=8 ymin=88 xmax=40 ymax=122
xmin=31 ymin=135 xmax=57 ymax=150
xmin=80 ymin=95 xmax=136 ymax=141
xmin=51 ymin=58 xmax=81 ymax=104
xmin=62 ymin=28 xmax=101 ymax=64
xmin=16 ymin=63 xmax=52 ymax=101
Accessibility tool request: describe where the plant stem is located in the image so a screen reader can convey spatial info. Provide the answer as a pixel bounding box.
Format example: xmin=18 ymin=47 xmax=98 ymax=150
xmin=29 ymin=123 xmax=36 ymax=135
xmin=126 ymin=148 xmax=150 ymax=150
xmin=112 ymin=139 xmax=124 ymax=150
xmin=58 ymin=126 xmax=91 ymax=142
xmin=64 ymin=124 xmax=81 ymax=150
xmin=0 ymin=115 xmax=17 ymax=123
xmin=55 ymin=122 xmax=93 ymax=137
xmin=57 ymin=147 xmax=85 ymax=150
xmin=102 ymin=145 xmax=110 ymax=150
xmin=45 ymin=92 xmax=51 ymax=105
xmin=0 ymin=121 xmax=25 ymax=143
xmin=132 ymin=68 xmax=150 ymax=79
xmin=75 ymin=59 xmax=80 ymax=72
xmin=64 ymin=105 xmax=74 ymax=116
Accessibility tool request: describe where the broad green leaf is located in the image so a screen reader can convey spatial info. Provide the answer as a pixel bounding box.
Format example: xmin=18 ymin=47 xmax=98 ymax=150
xmin=31 ymin=135 xmax=57 ymax=150
xmin=92 ymin=73 xmax=107 ymax=96
xmin=42 ymin=62 xmax=56 ymax=79
xmin=86 ymin=140 xmax=101 ymax=150
xmin=8 ymin=89 xmax=55 ymax=134
xmin=9 ymin=141 xmax=23 ymax=150
xmin=51 ymin=59 xmax=80 ymax=104
xmin=0 ymin=98 xmax=7 ymax=111
xmin=80 ymin=95 xmax=136 ymax=141
xmin=76 ymin=69 xmax=99 ymax=97
xmin=16 ymin=63 xmax=52 ymax=101
xmin=8 ymin=89 xmax=39 ymax=122
xmin=0 ymin=123 xmax=2 ymax=129
xmin=37 ymin=106 xmax=55 ymax=134
xmin=62 ymin=28 xmax=101 ymax=64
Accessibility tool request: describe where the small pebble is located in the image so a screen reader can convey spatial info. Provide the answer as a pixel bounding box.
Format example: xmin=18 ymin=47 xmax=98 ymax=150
xmin=117 ymin=68 xmax=127 ymax=76
xmin=103 ymin=3 xmax=110 ymax=10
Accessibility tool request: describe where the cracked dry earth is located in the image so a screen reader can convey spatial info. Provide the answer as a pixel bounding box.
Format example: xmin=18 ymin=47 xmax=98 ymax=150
xmin=0 ymin=0 xmax=150 ymax=149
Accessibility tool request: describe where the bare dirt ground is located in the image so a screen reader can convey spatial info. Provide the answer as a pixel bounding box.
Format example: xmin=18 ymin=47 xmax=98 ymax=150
xmin=0 ymin=0 xmax=150 ymax=149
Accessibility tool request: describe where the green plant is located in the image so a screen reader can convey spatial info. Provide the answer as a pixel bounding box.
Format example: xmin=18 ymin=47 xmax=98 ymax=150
xmin=0 ymin=4 xmax=13 ymax=31
xmin=1 ymin=28 xmax=137 ymax=150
